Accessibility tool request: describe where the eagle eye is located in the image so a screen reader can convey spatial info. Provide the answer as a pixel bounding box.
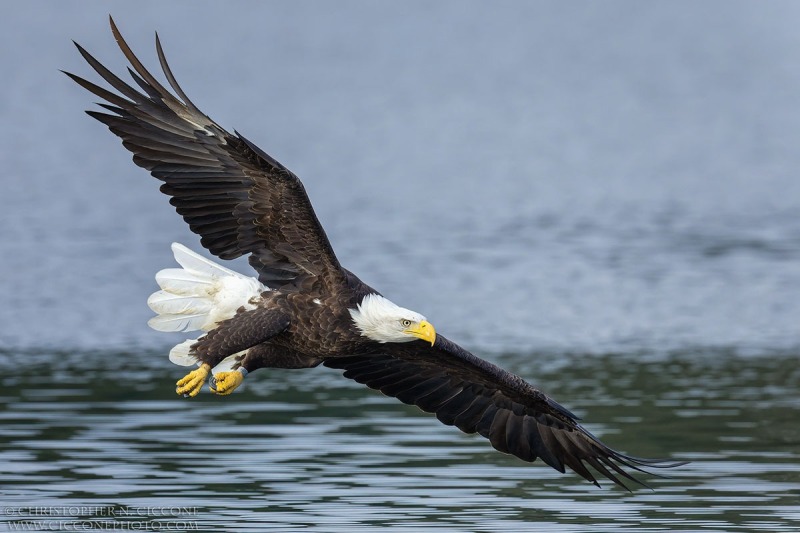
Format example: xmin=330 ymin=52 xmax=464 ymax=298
xmin=401 ymin=319 xmax=412 ymax=328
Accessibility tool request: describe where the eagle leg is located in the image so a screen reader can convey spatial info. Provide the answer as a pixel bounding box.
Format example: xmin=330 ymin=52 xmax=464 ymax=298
xmin=238 ymin=343 xmax=322 ymax=370
xmin=191 ymin=309 xmax=292 ymax=370
xmin=175 ymin=309 xmax=291 ymax=398
xmin=176 ymin=363 xmax=211 ymax=397
xmin=209 ymin=368 xmax=247 ymax=395
xmin=206 ymin=344 xmax=321 ymax=396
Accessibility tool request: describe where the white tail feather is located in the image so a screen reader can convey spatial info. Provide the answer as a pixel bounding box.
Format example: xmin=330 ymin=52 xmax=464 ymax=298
xmin=150 ymin=243 xmax=269 ymax=366
xmin=171 ymin=242 xmax=240 ymax=278
xmin=169 ymin=339 xmax=199 ymax=366
xmin=154 ymin=268 xmax=214 ymax=293
xmin=148 ymin=313 xmax=209 ymax=333
xmin=147 ymin=291 xmax=213 ymax=316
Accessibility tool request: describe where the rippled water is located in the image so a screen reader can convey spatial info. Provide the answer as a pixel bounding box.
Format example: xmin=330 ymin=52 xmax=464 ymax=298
xmin=1 ymin=349 xmax=798 ymax=531
xmin=2 ymin=1 xmax=800 ymax=531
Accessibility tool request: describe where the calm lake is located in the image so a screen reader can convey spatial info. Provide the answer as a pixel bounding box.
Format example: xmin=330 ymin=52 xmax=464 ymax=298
xmin=1 ymin=1 xmax=800 ymax=531
xmin=1 ymin=348 xmax=798 ymax=531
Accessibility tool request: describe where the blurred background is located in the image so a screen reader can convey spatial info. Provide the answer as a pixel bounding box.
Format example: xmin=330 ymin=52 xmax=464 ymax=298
xmin=2 ymin=0 xmax=799 ymax=355
xmin=1 ymin=2 xmax=799 ymax=531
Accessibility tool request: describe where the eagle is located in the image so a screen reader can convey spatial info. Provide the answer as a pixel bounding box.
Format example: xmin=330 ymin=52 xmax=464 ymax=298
xmin=66 ymin=17 xmax=680 ymax=489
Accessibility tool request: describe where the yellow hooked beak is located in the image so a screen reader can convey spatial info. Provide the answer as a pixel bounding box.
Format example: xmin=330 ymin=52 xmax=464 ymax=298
xmin=405 ymin=320 xmax=436 ymax=346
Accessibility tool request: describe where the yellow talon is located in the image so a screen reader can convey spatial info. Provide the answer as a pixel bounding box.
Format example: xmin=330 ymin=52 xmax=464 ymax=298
xmin=209 ymin=370 xmax=244 ymax=396
xmin=176 ymin=363 xmax=211 ymax=398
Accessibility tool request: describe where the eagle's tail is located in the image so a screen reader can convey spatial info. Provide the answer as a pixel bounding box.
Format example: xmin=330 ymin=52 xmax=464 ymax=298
xmin=147 ymin=243 xmax=268 ymax=368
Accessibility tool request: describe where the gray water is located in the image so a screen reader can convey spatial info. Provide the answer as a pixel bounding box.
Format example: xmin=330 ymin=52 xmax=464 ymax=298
xmin=1 ymin=348 xmax=798 ymax=531
xmin=1 ymin=1 xmax=800 ymax=531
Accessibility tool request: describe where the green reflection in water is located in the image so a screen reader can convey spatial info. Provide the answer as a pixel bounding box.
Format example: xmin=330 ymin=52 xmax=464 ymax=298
xmin=0 ymin=347 xmax=798 ymax=531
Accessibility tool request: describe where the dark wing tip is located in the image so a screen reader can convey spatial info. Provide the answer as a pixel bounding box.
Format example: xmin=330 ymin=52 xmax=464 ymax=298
xmin=599 ymin=450 xmax=688 ymax=491
xmin=326 ymin=349 xmax=686 ymax=491
xmin=71 ymin=39 xmax=91 ymax=58
xmin=573 ymin=423 xmax=687 ymax=490
xmin=108 ymin=15 xmax=121 ymax=42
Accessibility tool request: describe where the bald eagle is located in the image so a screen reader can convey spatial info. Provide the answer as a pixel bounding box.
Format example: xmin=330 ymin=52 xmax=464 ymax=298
xmin=66 ymin=17 xmax=681 ymax=489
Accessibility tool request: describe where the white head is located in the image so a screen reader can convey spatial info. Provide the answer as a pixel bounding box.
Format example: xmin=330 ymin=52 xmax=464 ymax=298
xmin=349 ymin=293 xmax=436 ymax=345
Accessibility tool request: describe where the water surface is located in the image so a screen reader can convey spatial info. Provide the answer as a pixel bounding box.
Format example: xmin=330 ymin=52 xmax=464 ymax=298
xmin=1 ymin=348 xmax=798 ymax=531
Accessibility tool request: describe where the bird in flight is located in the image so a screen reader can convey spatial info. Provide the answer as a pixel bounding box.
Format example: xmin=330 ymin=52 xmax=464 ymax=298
xmin=66 ymin=16 xmax=681 ymax=489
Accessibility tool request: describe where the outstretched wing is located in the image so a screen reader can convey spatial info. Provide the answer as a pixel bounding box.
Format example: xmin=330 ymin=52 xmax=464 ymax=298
xmin=324 ymin=335 xmax=682 ymax=489
xmin=65 ymin=17 xmax=343 ymax=291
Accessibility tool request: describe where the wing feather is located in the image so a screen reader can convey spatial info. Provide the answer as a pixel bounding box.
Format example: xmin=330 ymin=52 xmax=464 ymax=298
xmin=67 ymin=17 xmax=344 ymax=291
xmin=324 ymin=336 xmax=684 ymax=489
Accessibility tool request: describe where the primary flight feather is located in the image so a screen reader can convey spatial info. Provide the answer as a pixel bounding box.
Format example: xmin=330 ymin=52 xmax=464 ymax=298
xmin=66 ymin=16 xmax=682 ymax=489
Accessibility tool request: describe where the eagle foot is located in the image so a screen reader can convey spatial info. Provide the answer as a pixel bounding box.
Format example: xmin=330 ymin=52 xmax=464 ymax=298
xmin=209 ymin=369 xmax=245 ymax=396
xmin=176 ymin=363 xmax=211 ymax=398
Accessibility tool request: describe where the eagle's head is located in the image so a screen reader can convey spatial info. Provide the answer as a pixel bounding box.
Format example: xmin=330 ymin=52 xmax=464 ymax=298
xmin=349 ymin=293 xmax=436 ymax=345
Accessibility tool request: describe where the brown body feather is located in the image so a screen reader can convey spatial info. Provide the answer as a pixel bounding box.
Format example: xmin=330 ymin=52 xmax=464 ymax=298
xmin=66 ymin=17 xmax=683 ymax=489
